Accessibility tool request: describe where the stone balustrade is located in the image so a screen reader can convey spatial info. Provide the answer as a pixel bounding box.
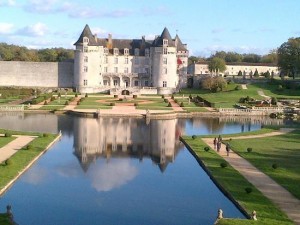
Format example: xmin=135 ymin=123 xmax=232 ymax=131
xmin=0 ymin=105 xmax=24 ymax=111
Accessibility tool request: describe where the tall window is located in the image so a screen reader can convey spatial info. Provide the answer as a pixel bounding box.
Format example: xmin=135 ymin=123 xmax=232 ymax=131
xmin=145 ymin=58 xmax=149 ymax=65
xmin=114 ymin=48 xmax=119 ymax=55
xmin=104 ymin=48 xmax=108 ymax=54
xmin=163 ymin=57 xmax=167 ymax=64
xmin=135 ymin=58 xmax=139 ymax=64
xmin=125 ymin=57 xmax=129 ymax=64
xmin=124 ymin=48 xmax=129 ymax=55
xmin=124 ymin=67 xmax=128 ymax=73
xmin=104 ymin=67 xmax=108 ymax=73
xmin=144 ymin=80 xmax=149 ymax=86
xmin=163 ymin=39 xmax=168 ymax=46
xmin=145 ymin=49 xmax=149 ymax=57
xmin=163 ymin=68 xmax=167 ymax=74
xmin=114 ymin=67 xmax=118 ymax=73
xmin=104 ymin=57 xmax=108 ymax=64
xmin=113 ymin=80 xmax=118 ymax=86
xmin=114 ymin=57 xmax=118 ymax=64
xmin=84 ymin=56 xmax=88 ymax=62
xmin=84 ymin=66 xmax=88 ymax=72
xmin=84 ymin=79 xmax=88 ymax=86
xmin=83 ymin=37 xmax=89 ymax=43
xmin=134 ymin=80 xmax=139 ymax=86
xmin=163 ymin=81 xmax=167 ymax=87
xmin=163 ymin=48 xmax=167 ymax=54
xmin=84 ymin=47 xmax=88 ymax=52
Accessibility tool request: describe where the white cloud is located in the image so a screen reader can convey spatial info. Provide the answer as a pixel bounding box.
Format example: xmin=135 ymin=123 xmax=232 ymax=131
xmin=16 ymin=22 xmax=49 ymax=37
xmin=22 ymin=166 xmax=48 ymax=185
xmin=24 ymin=0 xmax=58 ymax=13
xmin=88 ymin=160 xmax=138 ymax=192
xmin=0 ymin=0 xmax=16 ymax=6
xmin=0 ymin=23 xmax=14 ymax=34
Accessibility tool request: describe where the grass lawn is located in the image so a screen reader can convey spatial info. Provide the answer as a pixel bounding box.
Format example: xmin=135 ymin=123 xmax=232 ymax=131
xmin=0 ymin=214 xmax=11 ymax=225
xmin=252 ymin=82 xmax=300 ymax=99
xmin=0 ymin=137 xmax=16 ymax=148
xmin=39 ymin=105 xmax=65 ymax=110
xmin=182 ymin=136 xmax=293 ymax=225
xmin=183 ymin=107 xmax=209 ymax=112
xmin=228 ymin=129 xmax=300 ymax=200
xmin=0 ymin=130 xmax=58 ymax=192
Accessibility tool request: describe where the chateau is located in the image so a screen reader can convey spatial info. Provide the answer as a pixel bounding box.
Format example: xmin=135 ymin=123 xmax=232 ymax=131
xmin=74 ymin=25 xmax=189 ymax=94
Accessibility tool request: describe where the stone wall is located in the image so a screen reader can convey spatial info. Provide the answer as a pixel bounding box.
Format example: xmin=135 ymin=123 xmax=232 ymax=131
xmin=0 ymin=61 xmax=74 ymax=88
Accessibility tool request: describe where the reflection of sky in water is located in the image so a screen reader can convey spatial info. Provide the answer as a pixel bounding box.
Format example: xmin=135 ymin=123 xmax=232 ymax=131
xmin=0 ymin=115 xmax=267 ymax=225
xmin=87 ymin=159 xmax=138 ymax=192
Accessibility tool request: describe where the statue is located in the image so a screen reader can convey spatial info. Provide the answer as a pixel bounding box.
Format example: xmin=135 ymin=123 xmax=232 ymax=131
xmin=217 ymin=208 xmax=223 ymax=219
xmin=251 ymin=210 xmax=257 ymax=220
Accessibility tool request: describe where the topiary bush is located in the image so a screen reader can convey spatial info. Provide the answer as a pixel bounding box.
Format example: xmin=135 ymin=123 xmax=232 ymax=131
xmin=247 ymin=147 xmax=253 ymax=153
xmin=50 ymin=96 xmax=56 ymax=101
xmin=5 ymin=159 xmax=12 ymax=166
xmin=204 ymin=146 xmax=210 ymax=152
xmin=192 ymin=135 xmax=196 ymax=139
xmin=161 ymin=95 xmax=165 ymax=99
xmin=110 ymin=102 xmax=115 ymax=106
xmin=168 ymin=102 xmax=172 ymax=107
xmin=43 ymin=133 xmax=49 ymax=137
xmin=245 ymin=187 xmax=253 ymax=194
xmin=133 ymin=95 xmax=137 ymax=99
xmin=58 ymin=93 xmax=61 ymax=97
xmin=85 ymin=93 xmax=88 ymax=97
xmin=180 ymin=102 xmax=184 ymax=107
xmin=44 ymin=101 xmax=48 ymax=105
xmin=171 ymin=94 xmax=174 ymax=99
xmin=4 ymin=132 xmax=12 ymax=137
xmin=220 ymin=162 xmax=228 ymax=168
xmin=272 ymin=163 xmax=278 ymax=169
xmin=164 ymin=99 xmax=169 ymax=103
xmin=75 ymin=93 xmax=78 ymax=97
xmin=25 ymin=144 xmax=32 ymax=150
xmin=134 ymin=102 xmax=139 ymax=107
xmin=175 ymin=99 xmax=178 ymax=104
xmin=65 ymin=100 xmax=69 ymax=105
xmin=114 ymin=95 xmax=118 ymax=98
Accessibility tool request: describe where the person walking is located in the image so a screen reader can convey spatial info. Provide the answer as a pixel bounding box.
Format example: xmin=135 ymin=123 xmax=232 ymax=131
xmin=213 ymin=137 xmax=217 ymax=149
xmin=218 ymin=135 xmax=222 ymax=142
xmin=226 ymin=143 xmax=230 ymax=156
xmin=217 ymin=141 xmax=221 ymax=152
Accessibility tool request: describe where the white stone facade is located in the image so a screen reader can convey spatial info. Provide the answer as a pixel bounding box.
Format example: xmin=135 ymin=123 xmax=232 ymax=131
xmin=188 ymin=62 xmax=280 ymax=77
xmin=74 ymin=25 xmax=189 ymax=94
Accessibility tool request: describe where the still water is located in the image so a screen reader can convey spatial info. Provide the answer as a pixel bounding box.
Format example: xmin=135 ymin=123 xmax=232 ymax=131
xmin=0 ymin=113 xmax=274 ymax=225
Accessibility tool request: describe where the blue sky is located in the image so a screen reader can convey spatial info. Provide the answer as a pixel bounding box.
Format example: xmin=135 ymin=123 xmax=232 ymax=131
xmin=0 ymin=0 xmax=300 ymax=57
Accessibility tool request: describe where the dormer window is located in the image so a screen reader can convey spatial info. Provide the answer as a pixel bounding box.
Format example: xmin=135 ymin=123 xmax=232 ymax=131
xmin=124 ymin=48 xmax=129 ymax=55
xmin=104 ymin=48 xmax=108 ymax=55
xmin=114 ymin=48 xmax=119 ymax=55
xmin=145 ymin=49 xmax=149 ymax=57
xmin=134 ymin=48 xmax=139 ymax=56
xmin=163 ymin=39 xmax=168 ymax=46
xmin=83 ymin=37 xmax=89 ymax=44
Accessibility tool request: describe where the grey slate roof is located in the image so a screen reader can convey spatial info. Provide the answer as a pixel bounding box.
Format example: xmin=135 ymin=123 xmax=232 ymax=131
xmin=74 ymin=24 xmax=98 ymax=46
xmin=174 ymin=34 xmax=187 ymax=51
xmin=152 ymin=27 xmax=175 ymax=47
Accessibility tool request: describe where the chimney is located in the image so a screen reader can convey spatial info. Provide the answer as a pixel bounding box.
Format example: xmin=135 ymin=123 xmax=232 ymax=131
xmin=107 ymin=33 xmax=113 ymax=49
xmin=94 ymin=33 xmax=97 ymax=43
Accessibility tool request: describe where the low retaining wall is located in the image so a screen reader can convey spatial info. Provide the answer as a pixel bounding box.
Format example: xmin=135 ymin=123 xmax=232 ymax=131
xmin=0 ymin=105 xmax=24 ymax=111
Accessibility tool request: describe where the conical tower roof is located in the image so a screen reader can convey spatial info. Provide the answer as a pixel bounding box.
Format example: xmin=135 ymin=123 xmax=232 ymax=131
xmin=174 ymin=34 xmax=187 ymax=51
xmin=152 ymin=27 xmax=175 ymax=47
xmin=74 ymin=24 xmax=98 ymax=46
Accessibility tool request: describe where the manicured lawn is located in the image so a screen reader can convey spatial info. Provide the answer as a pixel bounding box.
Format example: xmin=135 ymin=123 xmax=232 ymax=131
xmin=39 ymin=105 xmax=65 ymax=110
xmin=75 ymin=105 xmax=112 ymax=109
xmin=183 ymin=137 xmax=293 ymax=225
xmin=0 ymin=130 xmax=58 ymax=191
xmin=183 ymin=107 xmax=209 ymax=112
xmin=252 ymin=82 xmax=300 ymax=99
xmin=228 ymin=129 xmax=300 ymax=200
xmin=0 ymin=137 xmax=15 ymax=148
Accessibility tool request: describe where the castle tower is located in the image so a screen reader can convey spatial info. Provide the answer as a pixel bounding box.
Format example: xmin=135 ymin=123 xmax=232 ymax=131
xmin=151 ymin=28 xmax=178 ymax=94
xmin=74 ymin=25 xmax=104 ymax=93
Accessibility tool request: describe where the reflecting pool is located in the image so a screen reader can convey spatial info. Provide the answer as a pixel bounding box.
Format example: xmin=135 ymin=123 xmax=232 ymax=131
xmin=0 ymin=113 xmax=274 ymax=225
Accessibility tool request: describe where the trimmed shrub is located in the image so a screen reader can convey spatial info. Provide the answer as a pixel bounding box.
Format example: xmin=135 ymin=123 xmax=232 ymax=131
xmin=161 ymin=95 xmax=165 ymax=99
xmin=58 ymin=93 xmax=61 ymax=97
xmin=110 ymin=102 xmax=115 ymax=106
xmin=43 ymin=133 xmax=49 ymax=137
xmin=204 ymin=146 xmax=210 ymax=152
xmin=171 ymin=94 xmax=174 ymax=99
xmin=180 ymin=102 xmax=184 ymax=107
xmin=235 ymin=85 xmax=241 ymax=90
xmin=192 ymin=135 xmax=196 ymax=139
xmin=167 ymin=102 xmax=172 ymax=107
xmin=4 ymin=132 xmax=12 ymax=137
xmin=134 ymin=102 xmax=139 ymax=106
xmin=44 ymin=101 xmax=48 ymax=105
xmin=245 ymin=187 xmax=253 ymax=194
xmin=272 ymin=163 xmax=278 ymax=169
xmin=43 ymin=96 xmax=47 ymax=100
xmin=85 ymin=93 xmax=88 ymax=97
xmin=247 ymin=147 xmax=253 ymax=153
xmin=175 ymin=99 xmax=178 ymax=104
xmin=277 ymin=85 xmax=283 ymax=91
xmin=119 ymin=98 xmax=123 ymax=101
xmin=114 ymin=95 xmax=118 ymax=98
xmin=77 ymin=102 xmax=80 ymax=105
xmin=50 ymin=96 xmax=56 ymax=101
xmin=25 ymin=144 xmax=32 ymax=150
xmin=164 ymin=99 xmax=169 ymax=103
xmin=133 ymin=95 xmax=137 ymax=99
xmin=189 ymin=94 xmax=192 ymax=99
xmin=5 ymin=159 xmax=12 ymax=166
xmin=75 ymin=93 xmax=78 ymax=97
xmin=65 ymin=100 xmax=69 ymax=105
xmin=220 ymin=162 xmax=228 ymax=168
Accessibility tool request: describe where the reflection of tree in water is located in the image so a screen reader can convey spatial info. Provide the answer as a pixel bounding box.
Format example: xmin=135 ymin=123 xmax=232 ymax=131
xmin=194 ymin=117 xmax=226 ymax=133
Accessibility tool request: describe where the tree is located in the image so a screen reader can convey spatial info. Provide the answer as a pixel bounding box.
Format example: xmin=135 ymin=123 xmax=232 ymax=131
xmin=278 ymin=37 xmax=300 ymax=79
xmin=260 ymin=50 xmax=278 ymax=64
xmin=208 ymin=57 xmax=226 ymax=75
xmin=201 ymin=76 xmax=227 ymax=92
xmin=237 ymin=70 xmax=243 ymax=76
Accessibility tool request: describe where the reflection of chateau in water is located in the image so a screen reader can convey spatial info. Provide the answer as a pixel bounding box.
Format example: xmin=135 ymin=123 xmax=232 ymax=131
xmin=73 ymin=117 xmax=185 ymax=172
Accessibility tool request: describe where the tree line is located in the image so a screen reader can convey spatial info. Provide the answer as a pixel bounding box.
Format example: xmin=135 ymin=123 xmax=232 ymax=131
xmin=189 ymin=51 xmax=278 ymax=65
xmin=0 ymin=43 xmax=74 ymax=62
